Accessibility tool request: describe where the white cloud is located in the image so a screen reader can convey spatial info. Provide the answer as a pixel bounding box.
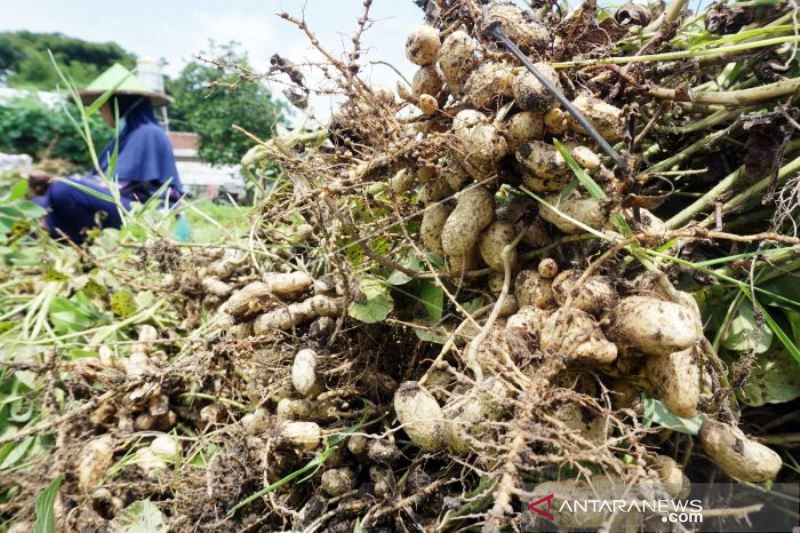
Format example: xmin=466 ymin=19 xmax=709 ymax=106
xmin=174 ymin=10 xmax=282 ymax=76
xmin=258 ymin=0 xmax=422 ymax=122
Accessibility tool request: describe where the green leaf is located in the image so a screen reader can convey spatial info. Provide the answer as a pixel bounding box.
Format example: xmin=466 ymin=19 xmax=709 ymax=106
xmin=787 ymin=310 xmax=800 ymax=347
xmin=642 ymin=396 xmax=705 ymax=435
xmin=9 ymin=396 xmax=35 ymax=422
xmin=111 ymin=289 xmax=138 ymax=319
xmin=386 ymin=270 xmax=413 ymax=286
xmin=109 ymin=500 xmax=168 ymax=533
xmin=418 ymin=280 xmax=444 ymax=320
xmin=462 ymin=297 xmax=486 ymax=315
xmin=187 ymin=443 xmax=219 ymax=468
xmin=49 ymin=297 xmax=94 ymax=333
xmin=386 ymin=256 xmax=423 ymax=286
xmin=740 ymin=349 xmax=800 ymax=406
xmin=760 ymin=274 xmax=800 ymax=310
xmin=760 ymin=304 xmax=800 ymax=365
xmin=134 ymin=290 xmax=157 ymax=309
xmin=413 ymin=323 xmax=449 ymax=344
xmin=11 ymin=199 xmax=47 ymax=218
xmin=610 ymin=212 xmax=634 ymax=237
xmin=548 ymin=142 xmax=634 ymax=236
xmin=42 ymin=265 xmax=69 ymax=282
xmin=721 ymin=300 xmax=773 ymax=354
xmin=3 ymin=180 xmax=29 ymax=202
xmin=0 ymin=436 xmax=35 ymax=470
xmin=34 ymin=473 xmax=63 ymax=533
xmin=68 ymin=349 xmax=99 ymax=359
xmin=81 ymin=278 xmax=108 ymax=300
xmin=0 ymin=201 xmax=46 ymax=223
xmin=0 ymin=216 xmax=13 ymax=234
xmin=553 ymin=139 xmax=606 ymax=200
xmin=348 ymin=278 xmax=394 ymax=324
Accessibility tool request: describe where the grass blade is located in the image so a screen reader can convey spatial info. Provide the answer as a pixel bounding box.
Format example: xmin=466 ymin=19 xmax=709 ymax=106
xmin=521 ymin=187 xmax=613 ymax=241
xmin=84 ymin=72 xmax=133 ymax=118
xmin=34 ymin=473 xmax=63 ymax=533
xmin=55 ymin=178 xmax=116 ymax=203
xmin=553 ymin=36 xmax=800 ymax=68
xmin=553 ymin=139 xmax=606 ymax=200
xmin=226 ymin=413 xmax=371 ymax=517
xmin=752 ymin=297 xmax=800 ymax=365
xmin=549 ymin=141 xmax=633 ymax=236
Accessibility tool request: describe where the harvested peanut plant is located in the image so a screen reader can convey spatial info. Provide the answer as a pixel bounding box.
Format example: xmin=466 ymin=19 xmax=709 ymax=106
xmin=2 ymin=0 xmax=800 ymax=531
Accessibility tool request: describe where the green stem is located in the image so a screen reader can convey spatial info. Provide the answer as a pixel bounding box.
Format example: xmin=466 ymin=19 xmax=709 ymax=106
xmin=664 ymin=0 xmax=689 ymax=24
xmin=646 ymin=120 xmax=740 ymax=174
xmin=667 ymin=167 xmax=744 ymax=228
xmin=758 ymin=433 xmax=800 ymax=445
xmin=723 ymin=208 xmax=775 ymax=231
xmin=681 ymin=246 xmax=800 ymax=285
xmin=646 ymin=249 xmax=799 ymax=308
xmin=643 ymin=0 xmax=689 ymax=33
xmin=649 ymin=77 xmax=800 ymax=106
xmin=179 ymin=393 xmax=250 ymax=411
xmin=553 ymin=36 xmax=800 ymax=68
xmin=706 ymin=155 xmax=800 ymax=223
xmin=655 ymin=108 xmax=746 ymax=135
xmin=666 ymin=141 xmax=800 ymax=229
xmin=226 ymin=413 xmax=370 ymax=517
xmin=226 ymin=445 xmax=337 ymax=517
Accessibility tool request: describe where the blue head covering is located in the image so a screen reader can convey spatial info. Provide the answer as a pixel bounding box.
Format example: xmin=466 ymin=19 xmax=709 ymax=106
xmin=97 ymin=98 xmax=183 ymax=197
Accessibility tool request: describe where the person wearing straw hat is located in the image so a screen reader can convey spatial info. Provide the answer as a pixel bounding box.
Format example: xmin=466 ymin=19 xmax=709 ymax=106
xmin=30 ymin=63 xmax=183 ymax=243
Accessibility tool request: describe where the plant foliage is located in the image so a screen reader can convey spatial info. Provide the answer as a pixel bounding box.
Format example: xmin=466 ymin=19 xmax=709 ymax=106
xmin=0 ymin=98 xmax=112 ymax=168
xmin=0 ymin=31 xmax=135 ymax=89
xmin=166 ymin=42 xmax=287 ymax=166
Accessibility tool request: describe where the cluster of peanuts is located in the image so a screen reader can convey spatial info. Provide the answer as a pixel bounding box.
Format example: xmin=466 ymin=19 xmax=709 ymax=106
xmin=394 ymin=257 xmax=782 ymax=483
xmin=88 ymin=325 xmax=176 ymax=433
xmin=382 ymin=3 xmax=654 ymax=284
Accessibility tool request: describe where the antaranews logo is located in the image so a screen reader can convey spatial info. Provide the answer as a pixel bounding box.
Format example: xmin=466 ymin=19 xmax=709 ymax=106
xmin=524 ymin=482 xmax=800 ymax=532
xmin=527 ymin=494 xmax=555 ymax=520
xmin=527 ymin=493 xmax=703 ymax=528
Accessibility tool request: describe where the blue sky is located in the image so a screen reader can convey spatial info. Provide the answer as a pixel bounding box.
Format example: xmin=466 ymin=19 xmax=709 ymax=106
xmin=1 ymin=0 xmax=427 ymax=117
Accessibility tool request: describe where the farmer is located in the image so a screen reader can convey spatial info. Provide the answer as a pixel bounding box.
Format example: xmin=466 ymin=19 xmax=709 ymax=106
xmin=30 ymin=63 xmax=182 ymax=243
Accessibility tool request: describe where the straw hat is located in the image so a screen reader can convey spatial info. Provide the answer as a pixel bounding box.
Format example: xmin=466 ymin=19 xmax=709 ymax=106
xmin=79 ymin=63 xmax=172 ymax=107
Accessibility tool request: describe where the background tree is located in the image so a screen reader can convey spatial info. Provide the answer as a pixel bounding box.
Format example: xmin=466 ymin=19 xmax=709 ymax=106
xmin=0 ymin=31 xmax=136 ymax=89
xmin=0 ymin=99 xmax=112 ymax=169
xmin=167 ymin=42 xmax=287 ymax=166
xmin=0 ymin=32 xmax=131 ymax=168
